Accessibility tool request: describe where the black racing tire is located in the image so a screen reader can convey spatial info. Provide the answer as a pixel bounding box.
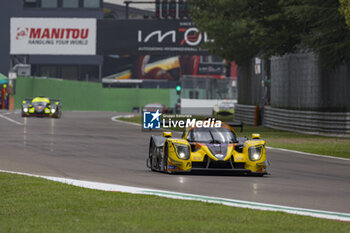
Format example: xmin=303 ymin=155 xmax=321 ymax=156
xmin=53 ymin=109 xmax=62 ymax=119
xmin=162 ymin=142 xmax=169 ymax=173
xmin=163 ymin=153 xmax=168 ymax=173
xmin=56 ymin=111 xmax=62 ymax=119
xmin=149 ymin=139 xmax=157 ymax=171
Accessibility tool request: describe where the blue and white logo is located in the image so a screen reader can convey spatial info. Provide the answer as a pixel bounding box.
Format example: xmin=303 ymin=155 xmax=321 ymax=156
xmin=143 ymin=110 xmax=161 ymax=129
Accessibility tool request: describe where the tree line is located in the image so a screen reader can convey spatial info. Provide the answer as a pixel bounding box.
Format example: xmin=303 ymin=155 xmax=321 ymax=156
xmin=190 ymin=0 xmax=350 ymax=70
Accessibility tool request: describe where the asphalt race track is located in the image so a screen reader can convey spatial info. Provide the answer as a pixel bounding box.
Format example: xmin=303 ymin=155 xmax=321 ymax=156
xmin=0 ymin=111 xmax=349 ymax=213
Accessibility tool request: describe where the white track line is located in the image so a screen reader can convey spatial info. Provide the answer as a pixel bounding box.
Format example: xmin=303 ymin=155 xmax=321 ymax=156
xmin=111 ymin=114 xmax=141 ymax=127
xmin=0 ymin=113 xmax=23 ymax=125
xmin=1 ymin=169 xmax=349 ymax=222
xmin=266 ymin=147 xmax=350 ymax=162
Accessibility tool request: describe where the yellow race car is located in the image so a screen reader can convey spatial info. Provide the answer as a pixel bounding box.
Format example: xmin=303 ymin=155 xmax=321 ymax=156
xmin=147 ymin=124 xmax=269 ymax=176
xmin=21 ymin=97 xmax=62 ymax=118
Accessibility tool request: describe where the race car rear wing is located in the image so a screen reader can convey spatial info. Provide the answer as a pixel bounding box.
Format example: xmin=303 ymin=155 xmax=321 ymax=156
xmin=22 ymin=98 xmax=61 ymax=104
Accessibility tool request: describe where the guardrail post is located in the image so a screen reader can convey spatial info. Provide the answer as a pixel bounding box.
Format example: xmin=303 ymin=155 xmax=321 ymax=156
xmin=254 ymin=105 xmax=259 ymax=126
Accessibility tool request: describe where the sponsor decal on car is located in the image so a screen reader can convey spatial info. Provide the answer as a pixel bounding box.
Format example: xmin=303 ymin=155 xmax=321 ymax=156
xmin=235 ymin=155 xmax=244 ymax=162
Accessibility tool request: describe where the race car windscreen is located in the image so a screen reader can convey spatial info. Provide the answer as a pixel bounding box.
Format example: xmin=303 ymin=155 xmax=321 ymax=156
xmin=32 ymin=102 xmax=48 ymax=107
xmin=187 ymin=128 xmax=237 ymax=144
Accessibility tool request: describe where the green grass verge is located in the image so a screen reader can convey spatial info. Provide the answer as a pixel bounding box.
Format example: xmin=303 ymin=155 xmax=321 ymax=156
xmin=119 ymin=115 xmax=350 ymax=159
xmin=1 ymin=172 xmax=349 ymax=233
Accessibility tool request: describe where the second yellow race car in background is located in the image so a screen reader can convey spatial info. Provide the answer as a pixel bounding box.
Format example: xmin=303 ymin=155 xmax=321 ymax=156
xmin=21 ymin=97 xmax=62 ymax=118
xmin=147 ymin=124 xmax=269 ymax=176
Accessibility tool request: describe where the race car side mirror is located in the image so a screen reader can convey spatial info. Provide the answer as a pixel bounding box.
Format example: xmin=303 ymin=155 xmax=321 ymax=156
xmin=252 ymin=133 xmax=261 ymax=139
xmin=163 ymin=132 xmax=172 ymax=138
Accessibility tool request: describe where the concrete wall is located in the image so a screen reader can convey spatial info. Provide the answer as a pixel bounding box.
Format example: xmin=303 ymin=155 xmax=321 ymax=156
xmin=237 ymin=59 xmax=261 ymax=106
xmin=14 ymin=77 xmax=175 ymax=112
xmin=270 ymin=52 xmax=350 ymax=111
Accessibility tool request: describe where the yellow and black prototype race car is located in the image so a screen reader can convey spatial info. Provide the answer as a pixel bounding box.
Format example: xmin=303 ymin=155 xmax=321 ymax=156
xmin=21 ymin=97 xmax=62 ymax=118
xmin=147 ymin=124 xmax=269 ymax=176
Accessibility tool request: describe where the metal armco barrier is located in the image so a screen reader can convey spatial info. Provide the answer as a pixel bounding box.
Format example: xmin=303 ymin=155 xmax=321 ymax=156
xmin=264 ymin=107 xmax=350 ymax=137
xmin=234 ymin=104 xmax=256 ymax=125
xmin=235 ymin=104 xmax=350 ymax=137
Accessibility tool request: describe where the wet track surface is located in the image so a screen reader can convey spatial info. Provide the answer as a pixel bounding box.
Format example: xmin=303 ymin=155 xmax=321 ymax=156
xmin=0 ymin=111 xmax=349 ymax=213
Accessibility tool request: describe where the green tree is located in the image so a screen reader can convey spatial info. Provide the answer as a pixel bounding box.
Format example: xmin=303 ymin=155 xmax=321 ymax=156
xmin=190 ymin=0 xmax=301 ymax=65
xmin=190 ymin=0 xmax=350 ymax=69
xmin=283 ymin=0 xmax=350 ymax=69
xmin=340 ymin=0 xmax=350 ymax=29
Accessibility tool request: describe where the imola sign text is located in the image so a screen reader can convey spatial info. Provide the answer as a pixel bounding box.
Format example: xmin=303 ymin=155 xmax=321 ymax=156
xmin=138 ymin=27 xmax=212 ymax=47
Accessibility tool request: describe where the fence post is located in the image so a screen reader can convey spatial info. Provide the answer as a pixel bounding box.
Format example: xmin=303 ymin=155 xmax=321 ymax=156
xmin=254 ymin=105 xmax=259 ymax=126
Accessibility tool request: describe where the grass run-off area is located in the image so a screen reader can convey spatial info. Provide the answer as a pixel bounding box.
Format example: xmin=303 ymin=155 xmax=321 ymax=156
xmin=1 ymin=172 xmax=349 ymax=233
xmin=120 ymin=115 xmax=350 ymax=159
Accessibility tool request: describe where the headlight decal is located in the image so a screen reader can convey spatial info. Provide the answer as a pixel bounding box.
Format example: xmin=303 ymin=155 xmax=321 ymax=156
xmin=248 ymin=145 xmax=263 ymax=161
xmin=173 ymin=143 xmax=190 ymax=160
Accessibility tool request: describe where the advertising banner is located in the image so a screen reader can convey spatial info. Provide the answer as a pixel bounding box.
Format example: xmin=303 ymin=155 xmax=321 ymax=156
xmin=10 ymin=18 xmax=96 ymax=55
xmin=97 ymin=20 xmax=210 ymax=55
